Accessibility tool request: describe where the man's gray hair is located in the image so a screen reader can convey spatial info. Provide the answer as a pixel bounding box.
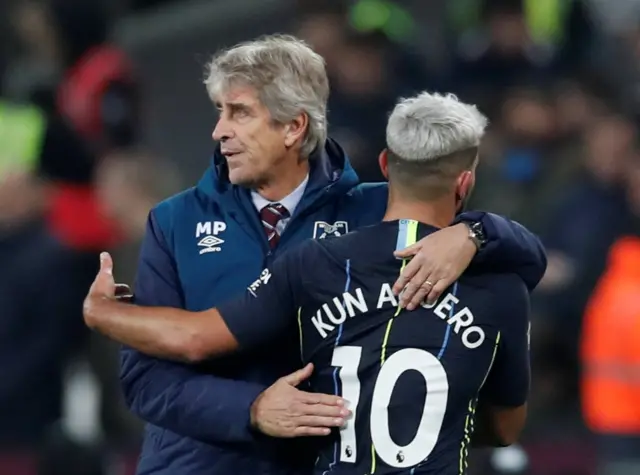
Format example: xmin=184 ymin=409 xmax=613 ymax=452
xmin=386 ymin=92 xmax=488 ymax=162
xmin=204 ymin=34 xmax=329 ymax=157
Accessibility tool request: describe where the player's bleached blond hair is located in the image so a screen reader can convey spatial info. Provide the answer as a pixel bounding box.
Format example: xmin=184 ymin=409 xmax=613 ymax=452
xmin=204 ymin=34 xmax=329 ymax=158
xmin=385 ymin=92 xmax=489 ymax=199
xmin=386 ymin=91 xmax=488 ymax=162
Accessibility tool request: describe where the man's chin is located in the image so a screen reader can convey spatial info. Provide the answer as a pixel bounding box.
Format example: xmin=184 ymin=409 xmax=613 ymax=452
xmin=228 ymin=170 xmax=256 ymax=188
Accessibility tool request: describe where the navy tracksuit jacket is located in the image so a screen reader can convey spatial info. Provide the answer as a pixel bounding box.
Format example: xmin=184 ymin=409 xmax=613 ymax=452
xmin=120 ymin=139 xmax=547 ymax=474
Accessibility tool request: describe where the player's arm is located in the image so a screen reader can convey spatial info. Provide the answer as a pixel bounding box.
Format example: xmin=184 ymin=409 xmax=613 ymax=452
xmin=393 ymin=212 xmax=546 ymax=309
xmin=84 ymin=241 xmax=306 ymax=362
xmin=472 ymin=275 xmax=531 ymax=447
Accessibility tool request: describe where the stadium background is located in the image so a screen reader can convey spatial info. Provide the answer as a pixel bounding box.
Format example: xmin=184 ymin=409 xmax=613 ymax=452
xmin=1 ymin=0 xmax=639 ymax=474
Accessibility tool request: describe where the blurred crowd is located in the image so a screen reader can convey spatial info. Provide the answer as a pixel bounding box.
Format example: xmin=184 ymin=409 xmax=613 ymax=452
xmin=1 ymin=0 xmax=640 ymax=474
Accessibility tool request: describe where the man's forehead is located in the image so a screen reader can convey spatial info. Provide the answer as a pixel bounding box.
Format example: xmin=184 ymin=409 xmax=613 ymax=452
xmin=216 ymin=85 xmax=260 ymax=107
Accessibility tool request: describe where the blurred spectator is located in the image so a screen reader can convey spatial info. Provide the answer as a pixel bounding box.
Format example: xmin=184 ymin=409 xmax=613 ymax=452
xmin=89 ymin=150 xmax=182 ymax=449
xmin=294 ymin=3 xmax=350 ymax=81
xmin=2 ymin=3 xmax=145 ymax=470
xmin=96 ymin=150 xmax=182 ymax=284
xmin=523 ymin=112 xmax=632 ymax=435
xmin=0 ymin=169 xmax=90 ymax=473
xmin=48 ymin=0 xmax=138 ymax=152
xmin=0 ymin=67 xmax=107 ymax=474
xmin=585 ymin=0 xmax=640 ymax=36
xmin=296 ymin=6 xmax=430 ymax=181
xmin=327 ymin=32 xmax=399 ymax=181
xmin=470 ymin=84 xmax=572 ymax=233
xmin=449 ymin=0 xmax=557 ymax=109
xmin=592 ymin=23 xmax=640 ymax=116
xmin=346 ymin=0 xmax=432 ymax=93
xmin=11 ymin=0 xmax=139 ymax=252
xmin=552 ymin=79 xmax=609 ymax=139
xmin=2 ymin=0 xmax=59 ymax=106
xmin=580 ymin=159 xmax=640 ymax=474
xmin=538 ymin=113 xmax=634 ymax=326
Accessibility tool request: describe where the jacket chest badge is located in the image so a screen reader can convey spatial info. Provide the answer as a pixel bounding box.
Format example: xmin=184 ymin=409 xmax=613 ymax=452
xmin=313 ymin=221 xmax=348 ymax=239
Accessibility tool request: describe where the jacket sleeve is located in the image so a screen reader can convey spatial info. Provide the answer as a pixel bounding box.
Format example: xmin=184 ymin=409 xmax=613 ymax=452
xmin=119 ymin=211 xmax=267 ymax=443
xmin=455 ymin=211 xmax=548 ymax=291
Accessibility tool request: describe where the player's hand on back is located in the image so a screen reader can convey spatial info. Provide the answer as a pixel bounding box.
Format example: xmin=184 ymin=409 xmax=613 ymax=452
xmin=392 ymin=223 xmax=476 ymax=310
xmin=250 ymin=363 xmax=351 ymax=438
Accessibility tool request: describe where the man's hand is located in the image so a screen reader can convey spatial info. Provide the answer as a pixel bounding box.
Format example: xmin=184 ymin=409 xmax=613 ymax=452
xmin=89 ymin=252 xmax=117 ymax=299
xmin=250 ymin=363 xmax=351 ymax=438
xmin=84 ymin=252 xmax=133 ymax=326
xmin=84 ymin=252 xmax=117 ymax=328
xmin=392 ymin=223 xmax=476 ymax=310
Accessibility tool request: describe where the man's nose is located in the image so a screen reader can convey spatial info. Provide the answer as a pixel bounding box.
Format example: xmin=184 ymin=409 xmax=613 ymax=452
xmin=212 ymin=117 xmax=233 ymax=142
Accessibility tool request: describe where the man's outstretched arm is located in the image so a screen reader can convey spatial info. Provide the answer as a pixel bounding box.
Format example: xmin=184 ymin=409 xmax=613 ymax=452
xmin=85 ymin=252 xmax=240 ymax=361
xmin=88 ymin=229 xmax=345 ymax=439
xmin=85 ymin=239 xmax=309 ymax=362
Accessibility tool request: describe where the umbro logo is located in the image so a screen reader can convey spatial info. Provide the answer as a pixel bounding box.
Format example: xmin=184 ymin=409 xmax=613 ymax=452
xmin=197 ymin=235 xmax=224 ymax=254
xmin=196 ymin=221 xmax=227 ymax=254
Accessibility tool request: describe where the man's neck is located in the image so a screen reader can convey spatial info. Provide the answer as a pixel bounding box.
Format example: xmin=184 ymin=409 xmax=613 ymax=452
xmin=255 ymin=156 xmax=310 ymax=202
xmin=383 ymin=199 xmax=456 ymax=229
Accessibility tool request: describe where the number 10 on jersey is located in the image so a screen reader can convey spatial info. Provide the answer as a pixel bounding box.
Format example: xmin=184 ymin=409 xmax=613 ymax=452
xmin=331 ymin=346 xmax=449 ymax=468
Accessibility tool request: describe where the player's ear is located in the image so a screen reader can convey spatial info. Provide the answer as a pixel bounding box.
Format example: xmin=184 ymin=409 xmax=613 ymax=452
xmin=379 ymin=149 xmax=389 ymax=180
xmin=455 ymin=170 xmax=473 ymax=201
xmin=284 ymin=112 xmax=308 ymax=148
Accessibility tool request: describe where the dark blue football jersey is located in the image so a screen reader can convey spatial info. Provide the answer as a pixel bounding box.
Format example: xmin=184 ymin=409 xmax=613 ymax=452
xmin=218 ymin=220 xmax=531 ymax=475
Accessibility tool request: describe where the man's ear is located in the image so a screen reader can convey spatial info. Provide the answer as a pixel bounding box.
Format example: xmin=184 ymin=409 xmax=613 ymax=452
xmin=456 ymin=170 xmax=473 ymax=200
xmin=284 ymin=112 xmax=309 ymax=148
xmin=379 ymin=149 xmax=389 ymax=180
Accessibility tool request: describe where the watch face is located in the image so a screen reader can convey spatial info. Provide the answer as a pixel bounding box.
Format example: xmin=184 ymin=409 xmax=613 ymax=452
xmin=471 ymin=222 xmax=487 ymax=245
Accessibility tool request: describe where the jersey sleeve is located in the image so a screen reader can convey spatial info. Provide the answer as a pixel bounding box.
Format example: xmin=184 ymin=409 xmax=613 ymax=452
xmin=480 ymin=274 xmax=531 ymax=407
xmin=216 ymin=241 xmax=313 ymax=350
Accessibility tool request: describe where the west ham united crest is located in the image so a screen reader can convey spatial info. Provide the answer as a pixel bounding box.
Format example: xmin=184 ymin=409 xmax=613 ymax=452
xmin=313 ymin=221 xmax=349 ymax=239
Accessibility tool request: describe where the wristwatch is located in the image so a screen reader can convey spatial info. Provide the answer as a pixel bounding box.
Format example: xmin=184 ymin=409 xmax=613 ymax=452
xmin=463 ymin=221 xmax=487 ymax=251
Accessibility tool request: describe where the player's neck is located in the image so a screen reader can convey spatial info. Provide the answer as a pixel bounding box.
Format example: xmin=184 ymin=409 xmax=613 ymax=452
xmin=383 ymin=199 xmax=456 ymax=229
xmin=255 ymin=155 xmax=309 ymax=202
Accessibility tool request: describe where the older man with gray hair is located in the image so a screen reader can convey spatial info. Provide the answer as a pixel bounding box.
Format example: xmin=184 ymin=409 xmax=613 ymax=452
xmin=105 ymin=35 xmax=545 ymax=475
